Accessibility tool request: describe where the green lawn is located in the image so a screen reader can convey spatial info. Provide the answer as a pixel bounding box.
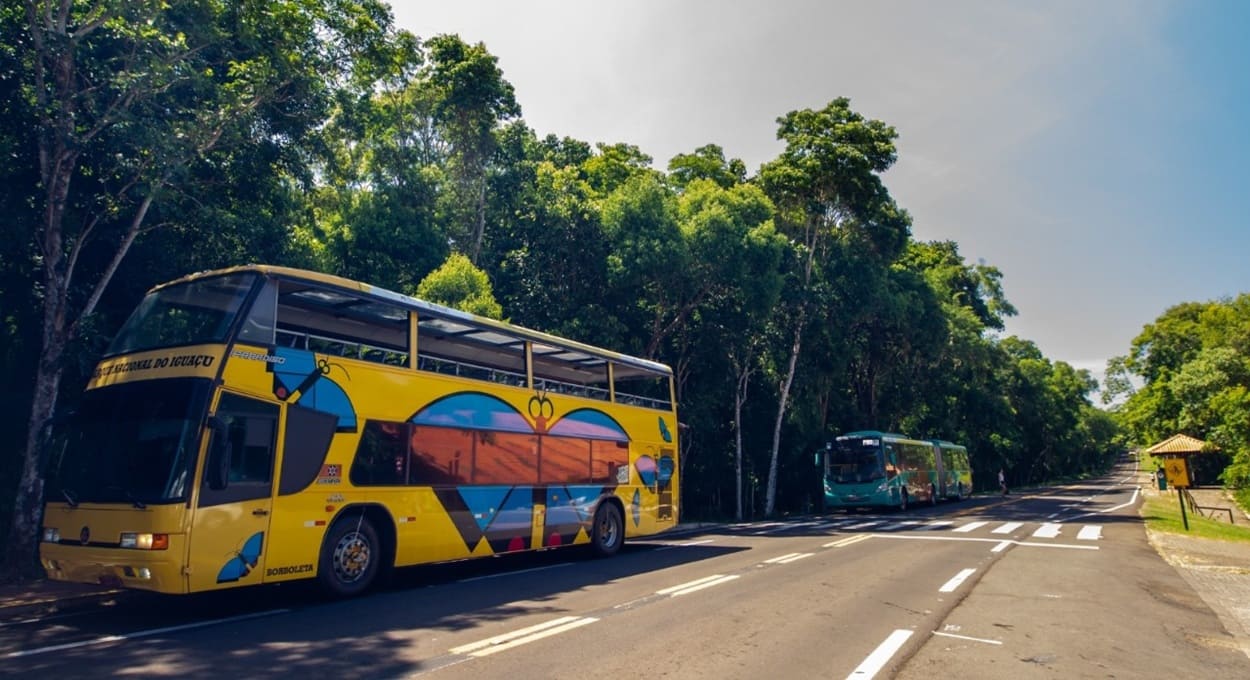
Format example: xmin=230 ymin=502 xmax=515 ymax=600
xmin=1139 ymin=494 xmax=1250 ymax=543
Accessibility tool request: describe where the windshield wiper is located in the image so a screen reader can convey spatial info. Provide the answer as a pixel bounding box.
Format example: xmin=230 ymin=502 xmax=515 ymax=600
xmin=125 ymin=491 xmax=147 ymax=510
xmin=61 ymin=488 xmax=78 ymax=508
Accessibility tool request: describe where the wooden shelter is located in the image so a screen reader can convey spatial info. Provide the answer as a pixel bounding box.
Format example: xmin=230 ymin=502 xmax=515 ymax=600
xmin=1145 ymin=434 xmax=1222 ymax=487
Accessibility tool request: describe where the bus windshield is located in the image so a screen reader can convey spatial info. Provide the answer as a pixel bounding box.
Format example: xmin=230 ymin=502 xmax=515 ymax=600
xmin=107 ymin=273 xmax=256 ymax=356
xmin=49 ymin=378 xmax=212 ymax=505
xmin=828 ymin=439 xmax=884 ymax=483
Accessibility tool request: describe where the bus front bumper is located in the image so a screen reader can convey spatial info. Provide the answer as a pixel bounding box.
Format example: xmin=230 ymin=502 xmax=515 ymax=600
xmin=40 ymin=543 xmax=184 ymax=594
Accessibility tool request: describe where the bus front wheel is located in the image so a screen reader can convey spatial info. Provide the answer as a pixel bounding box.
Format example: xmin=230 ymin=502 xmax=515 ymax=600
xmin=319 ymin=515 xmax=380 ymax=597
xmin=898 ymin=490 xmax=909 ymax=512
xmin=590 ymin=502 xmax=624 ymax=558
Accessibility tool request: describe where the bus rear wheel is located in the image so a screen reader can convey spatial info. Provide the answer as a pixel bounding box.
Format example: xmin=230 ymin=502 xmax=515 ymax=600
xmin=318 ymin=515 xmax=380 ymax=597
xmin=590 ymin=502 xmax=623 ymax=558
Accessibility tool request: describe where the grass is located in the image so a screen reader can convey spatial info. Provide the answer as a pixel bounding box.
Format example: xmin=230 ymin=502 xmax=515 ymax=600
xmin=1139 ymin=493 xmax=1250 ymax=543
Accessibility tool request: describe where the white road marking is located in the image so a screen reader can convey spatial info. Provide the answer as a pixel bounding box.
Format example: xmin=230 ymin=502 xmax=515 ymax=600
xmin=655 ymin=538 xmax=715 ymax=551
xmin=932 ymin=631 xmax=1003 ymax=645
xmin=1032 ymin=523 xmax=1062 ymax=538
xmin=1077 ymin=525 xmax=1103 ymax=541
xmin=764 ymin=552 xmax=813 ymax=565
xmin=991 ymin=522 xmax=1023 ymax=534
xmin=656 ymin=574 xmax=741 ymax=596
xmin=4 ymin=609 xmax=290 ymax=659
xmin=1065 ymin=487 xmax=1141 ymax=522
xmin=823 ymin=534 xmax=873 ymax=548
xmin=923 ymin=521 xmax=954 ymax=530
xmin=991 ymin=540 xmax=1012 ymax=553
xmin=847 ymin=629 xmax=914 ymax=679
xmin=460 ymin=563 xmax=573 ymax=582
xmin=953 ymin=521 xmax=988 ymax=533
xmin=938 ymin=568 xmax=977 ymax=593
xmin=873 ymin=533 xmax=1099 ymax=550
xmin=844 ymin=520 xmax=884 ymax=530
xmin=449 ymin=616 xmax=598 ymax=657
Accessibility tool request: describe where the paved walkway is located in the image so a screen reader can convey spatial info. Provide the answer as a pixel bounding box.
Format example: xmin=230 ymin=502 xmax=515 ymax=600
xmin=1139 ymin=471 xmax=1250 ymax=660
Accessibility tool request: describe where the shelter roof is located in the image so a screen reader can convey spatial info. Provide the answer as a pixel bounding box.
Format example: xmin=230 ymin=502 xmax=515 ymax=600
xmin=1145 ymin=433 xmax=1218 ymax=455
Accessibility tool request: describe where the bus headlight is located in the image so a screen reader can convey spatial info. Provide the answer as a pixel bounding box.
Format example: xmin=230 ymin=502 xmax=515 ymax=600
xmin=120 ymin=533 xmax=169 ymax=550
xmin=42 ymin=527 xmax=61 ymax=543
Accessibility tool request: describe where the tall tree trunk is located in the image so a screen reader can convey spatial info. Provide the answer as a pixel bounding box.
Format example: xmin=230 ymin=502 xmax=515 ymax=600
xmin=732 ymin=352 xmax=755 ymax=522
xmin=3 ymin=257 xmax=69 ymax=580
xmin=763 ymin=217 xmax=820 ymax=517
xmin=764 ymin=319 xmax=804 ymax=516
xmin=469 ymin=178 xmax=487 ymax=264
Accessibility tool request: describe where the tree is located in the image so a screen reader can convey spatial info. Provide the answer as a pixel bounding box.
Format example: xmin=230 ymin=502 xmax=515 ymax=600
xmin=415 ymin=252 xmax=504 ymax=319
xmin=5 ymin=0 xmax=397 ymax=579
xmin=674 ymin=180 xmax=785 ymax=519
xmin=423 ymin=34 xmax=519 ymax=263
xmin=755 ymin=98 xmax=904 ymax=516
xmin=667 ymin=144 xmax=747 ymax=189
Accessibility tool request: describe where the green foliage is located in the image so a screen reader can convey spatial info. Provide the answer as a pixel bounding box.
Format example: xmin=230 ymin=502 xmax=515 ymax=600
xmin=415 ymin=253 xmax=504 ymax=320
xmin=1112 ymin=295 xmax=1250 ymax=489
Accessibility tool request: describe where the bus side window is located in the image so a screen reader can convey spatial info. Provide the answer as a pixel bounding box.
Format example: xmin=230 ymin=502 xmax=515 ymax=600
xmin=350 ymin=420 xmax=408 ymax=486
xmin=200 ymin=393 xmax=278 ymax=507
xmin=278 ymin=404 xmax=339 ymax=495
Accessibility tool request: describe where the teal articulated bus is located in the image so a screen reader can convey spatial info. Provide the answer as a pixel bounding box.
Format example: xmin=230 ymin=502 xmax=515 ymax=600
xmin=817 ymin=431 xmax=973 ymax=511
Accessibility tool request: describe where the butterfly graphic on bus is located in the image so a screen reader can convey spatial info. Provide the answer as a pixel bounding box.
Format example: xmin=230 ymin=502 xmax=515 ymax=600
xmin=216 ymin=531 xmax=264 ymax=583
xmin=268 ymin=347 xmax=357 ymax=432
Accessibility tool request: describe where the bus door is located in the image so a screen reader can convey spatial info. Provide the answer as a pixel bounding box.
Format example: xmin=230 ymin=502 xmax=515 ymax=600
xmin=186 ymin=391 xmax=279 ymax=592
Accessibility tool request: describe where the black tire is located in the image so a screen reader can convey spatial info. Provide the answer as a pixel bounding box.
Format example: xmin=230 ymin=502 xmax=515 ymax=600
xmin=955 ymin=482 xmax=965 ymax=501
xmin=590 ymin=502 xmax=624 ymax=558
xmin=318 ymin=514 xmax=380 ymax=597
xmin=929 ymin=484 xmax=938 ymax=506
xmin=898 ymin=489 xmax=909 ymax=512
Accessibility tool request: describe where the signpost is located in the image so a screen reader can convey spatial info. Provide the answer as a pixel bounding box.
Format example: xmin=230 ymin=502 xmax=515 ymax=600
xmin=1163 ymin=457 xmax=1191 ymax=530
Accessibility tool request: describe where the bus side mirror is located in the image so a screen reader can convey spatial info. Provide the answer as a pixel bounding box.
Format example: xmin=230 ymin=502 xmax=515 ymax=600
xmin=206 ymin=416 xmax=231 ymax=491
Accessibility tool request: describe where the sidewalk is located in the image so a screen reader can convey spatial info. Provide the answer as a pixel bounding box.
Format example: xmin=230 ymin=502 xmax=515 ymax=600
xmin=1139 ymin=471 xmax=1250 ymax=659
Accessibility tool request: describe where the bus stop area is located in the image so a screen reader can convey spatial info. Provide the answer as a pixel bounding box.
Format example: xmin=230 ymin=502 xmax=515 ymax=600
xmin=1137 ymin=464 xmax=1250 ymax=659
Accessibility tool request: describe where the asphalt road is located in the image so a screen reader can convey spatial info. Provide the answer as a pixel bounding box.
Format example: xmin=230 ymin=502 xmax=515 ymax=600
xmin=4 ymin=464 xmax=1248 ymax=679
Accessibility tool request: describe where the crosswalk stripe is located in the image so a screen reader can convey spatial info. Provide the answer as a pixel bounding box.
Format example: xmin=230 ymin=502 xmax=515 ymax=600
xmin=1077 ymin=525 xmax=1102 ymax=541
xmin=1032 ymin=523 xmax=1062 ymax=538
xmin=953 ymin=521 xmax=988 ymax=533
xmin=992 ymin=522 xmax=1023 ymax=534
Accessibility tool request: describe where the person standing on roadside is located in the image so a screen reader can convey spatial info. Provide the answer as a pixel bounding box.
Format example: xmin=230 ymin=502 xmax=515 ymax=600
xmin=998 ymin=467 xmax=1008 ymax=496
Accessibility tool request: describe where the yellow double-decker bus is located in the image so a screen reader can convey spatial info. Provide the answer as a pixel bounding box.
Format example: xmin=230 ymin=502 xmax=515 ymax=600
xmin=39 ymin=265 xmax=678 ymax=596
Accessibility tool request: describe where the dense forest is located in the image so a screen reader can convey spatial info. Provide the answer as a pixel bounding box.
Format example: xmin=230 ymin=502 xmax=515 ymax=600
xmin=1106 ymin=295 xmax=1250 ymax=499
xmin=0 ymin=1 xmax=1119 ymax=578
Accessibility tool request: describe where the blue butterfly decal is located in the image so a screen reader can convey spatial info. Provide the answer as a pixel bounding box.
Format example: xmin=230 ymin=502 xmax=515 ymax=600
xmin=658 ymin=417 xmax=672 ymax=443
xmin=216 ymin=531 xmax=264 ymax=583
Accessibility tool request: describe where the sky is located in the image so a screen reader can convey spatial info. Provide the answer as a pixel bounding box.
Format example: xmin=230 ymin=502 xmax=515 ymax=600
xmin=390 ymin=1 xmax=1250 ymax=386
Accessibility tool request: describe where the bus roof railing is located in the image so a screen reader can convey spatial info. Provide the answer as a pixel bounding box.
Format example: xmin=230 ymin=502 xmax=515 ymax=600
xmin=159 ymin=264 xmax=673 ymax=380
